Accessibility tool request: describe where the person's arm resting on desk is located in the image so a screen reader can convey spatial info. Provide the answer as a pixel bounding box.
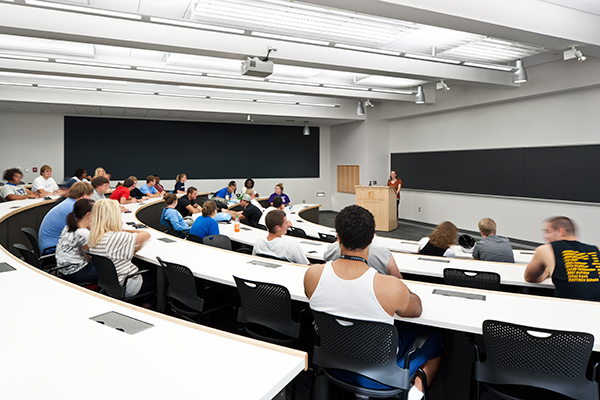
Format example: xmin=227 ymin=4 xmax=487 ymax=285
xmin=524 ymin=244 xmax=554 ymax=283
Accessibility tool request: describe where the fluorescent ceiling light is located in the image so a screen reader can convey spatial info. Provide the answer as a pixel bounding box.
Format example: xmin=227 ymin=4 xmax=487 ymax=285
xmin=266 ymin=79 xmax=320 ymax=87
xmin=55 ymin=59 xmax=132 ymax=69
xmin=463 ymin=62 xmax=514 ymax=71
xmin=206 ymin=73 xmax=264 ymax=81
xmin=179 ymin=85 xmax=293 ymax=97
xmin=370 ymin=88 xmax=414 ymax=95
xmin=0 ymin=71 xmax=125 ymax=86
xmin=26 ymin=0 xmax=142 ymax=20
xmin=37 ymin=84 xmax=97 ymax=91
xmin=254 ymin=99 xmax=297 ymax=105
xmin=101 ymin=88 xmax=155 ymax=95
xmin=0 ymin=53 xmax=49 ymax=61
xmin=0 ymin=34 xmax=94 ymax=58
xmin=0 ymin=81 xmax=33 ymax=86
xmin=322 ymin=84 xmax=370 ymax=91
xmin=251 ymin=32 xmax=330 ymax=46
xmin=158 ymin=92 xmax=208 ymax=99
xmin=150 ymin=17 xmax=245 ymax=34
xmin=404 ymin=53 xmax=462 ymax=64
xmin=297 ymin=102 xmax=339 ymax=108
xmin=334 ymin=44 xmax=400 ymax=56
xmin=207 ymin=96 xmax=254 ymax=102
xmin=137 ymin=66 xmax=205 ymax=76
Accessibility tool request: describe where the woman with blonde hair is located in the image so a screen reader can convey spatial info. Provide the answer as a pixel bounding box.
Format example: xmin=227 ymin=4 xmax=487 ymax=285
xmin=417 ymin=221 xmax=458 ymax=258
xmin=93 ymin=167 xmax=106 ymax=179
xmin=268 ymin=182 xmax=290 ymax=206
xmin=88 ymin=199 xmax=154 ymax=297
xmin=173 ymin=173 xmax=187 ymax=194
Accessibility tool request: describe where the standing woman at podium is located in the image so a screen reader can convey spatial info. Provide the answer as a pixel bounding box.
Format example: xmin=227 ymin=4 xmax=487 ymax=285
xmin=387 ymin=170 xmax=402 ymax=219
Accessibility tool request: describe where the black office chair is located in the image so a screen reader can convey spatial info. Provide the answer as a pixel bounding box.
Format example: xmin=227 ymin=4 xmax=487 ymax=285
xmin=237 ymin=247 xmax=252 ymax=255
xmin=187 ymin=234 xmax=204 ymax=244
xmin=233 ymin=276 xmax=303 ymax=347
xmin=318 ymin=232 xmax=337 ymax=243
xmin=256 ymin=223 xmax=268 ymax=231
xmin=203 ymin=234 xmax=232 ymax=250
xmin=13 ymin=243 xmax=61 ymax=275
xmin=471 ymin=320 xmax=599 ymax=400
xmin=88 ymin=253 xmax=155 ymax=302
xmin=311 ymin=310 xmax=428 ymax=400
xmin=287 ymin=226 xmax=307 ymax=238
xmin=20 ymin=227 xmax=56 ymax=267
xmin=156 ymin=257 xmax=233 ymax=324
xmin=443 ymin=268 xmax=501 ymax=290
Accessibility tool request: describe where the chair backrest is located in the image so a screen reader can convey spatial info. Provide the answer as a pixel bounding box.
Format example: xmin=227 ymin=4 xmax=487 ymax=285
xmin=13 ymin=243 xmax=42 ymax=269
xmin=88 ymin=253 xmax=126 ymax=299
xmin=312 ymin=310 xmax=410 ymax=390
xmin=256 ymin=223 xmax=268 ymax=231
xmin=256 ymin=253 xmax=288 ymax=262
xmin=287 ymin=226 xmax=307 ymax=238
xmin=161 ymin=214 xmax=179 ymax=237
xmin=203 ymin=234 xmax=232 ymax=250
xmin=318 ymin=232 xmax=337 ymax=243
xmin=237 ymin=247 xmax=252 ymax=255
xmin=475 ymin=320 xmax=598 ymax=400
xmin=443 ymin=268 xmax=501 ymax=290
xmin=20 ymin=227 xmax=41 ymax=258
xmin=233 ymin=276 xmax=300 ymax=338
xmin=187 ymin=234 xmax=204 ymax=244
xmin=156 ymin=257 xmax=204 ymax=312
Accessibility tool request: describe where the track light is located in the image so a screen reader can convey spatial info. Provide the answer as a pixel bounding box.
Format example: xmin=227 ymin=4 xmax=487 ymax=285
xmin=436 ymin=80 xmax=450 ymax=91
xmin=364 ymin=99 xmax=374 ymax=108
xmin=513 ymin=59 xmax=528 ymax=84
xmin=415 ymin=86 xmax=425 ymax=104
xmin=574 ymin=48 xmax=587 ymax=63
xmin=303 ymin=121 xmax=310 ymax=136
xmin=357 ymin=100 xmax=365 ymax=116
xmin=247 ymin=114 xmax=253 ymax=122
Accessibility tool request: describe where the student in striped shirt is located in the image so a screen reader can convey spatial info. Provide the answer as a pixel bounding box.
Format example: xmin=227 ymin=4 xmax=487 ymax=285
xmin=88 ymin=199 xmax=155 ymax=297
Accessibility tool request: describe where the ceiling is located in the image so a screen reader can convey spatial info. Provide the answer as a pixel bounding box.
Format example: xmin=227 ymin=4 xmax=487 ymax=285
xmin=0 ymin=0 xmax=597 ymax=126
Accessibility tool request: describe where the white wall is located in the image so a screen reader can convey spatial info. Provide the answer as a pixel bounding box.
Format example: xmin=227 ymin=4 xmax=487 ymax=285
xmin=0 ymin=113 xmax=331 ymax=209
xmin=0 ymin=113 xmax=64 ymax=184
xmin=389 ymin=79 xmax=600 ymax=245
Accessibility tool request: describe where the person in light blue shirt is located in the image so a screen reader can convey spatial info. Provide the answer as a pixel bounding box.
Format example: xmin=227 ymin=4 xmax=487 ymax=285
xmin=190 ymin=200 xmax=220 ymax=241
xmin=160 ymin=193 xmax=190 ymax=237
xmin=214 ymin=180 xmax=236 ymax=201
xmin=139 ymin=175 xmax=162 ymax=198
xmin=38 ymin=181 xmax=93 ymax=253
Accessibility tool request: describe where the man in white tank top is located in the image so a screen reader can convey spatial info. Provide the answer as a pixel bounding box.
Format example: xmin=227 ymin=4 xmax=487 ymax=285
xmin=304 ymin=205 xmax=443 ymax=400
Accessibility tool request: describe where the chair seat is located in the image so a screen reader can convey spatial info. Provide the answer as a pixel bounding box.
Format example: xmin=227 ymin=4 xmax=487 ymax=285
xmin=483 ymin=383 xmax=579 ymax=400
xmin=323 ymin=369 xmax=404 ymax=399
xmin=244 ymin=323 xmax=298 ymax=346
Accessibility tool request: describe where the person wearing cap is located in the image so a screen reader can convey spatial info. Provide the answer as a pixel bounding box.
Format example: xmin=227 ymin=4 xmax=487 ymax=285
xmin=226 ymin=193 xmax=262 ymax=226
xmin=472 ymin=218 xmax=515 ymax=263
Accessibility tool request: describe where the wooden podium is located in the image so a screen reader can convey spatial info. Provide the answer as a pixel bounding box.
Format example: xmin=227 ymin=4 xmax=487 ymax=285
xmin=355 ymin=185 xmax=397 ymax=231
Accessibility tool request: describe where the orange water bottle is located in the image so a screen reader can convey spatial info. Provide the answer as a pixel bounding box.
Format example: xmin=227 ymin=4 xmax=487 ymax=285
xmin=234 ymin=215 xmax=240 ymax=233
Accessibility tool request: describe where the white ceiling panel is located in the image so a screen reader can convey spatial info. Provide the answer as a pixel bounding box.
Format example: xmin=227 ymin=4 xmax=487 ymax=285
xmin=20 ymin=103 xmax=54 ymax=113
xmin=90 ymin=0 xmax=141 ymax=13
xmin=74 ymin=105 xmax=102 ymax=115
xmin=146 ymin=109 xmax=172 ymax=118
xmin=100 ymin=106 xmax=125 ymax=116
xmin=124 ymin=108 xmax=149 ymax=118
xmin=0 ymin=101 xmax=28 ymax=112
xmin=139 ymin=0 xmax=194 ymax=19
xmin=166 ymin=110 xmax=194 ymax=118
xmin=47 ymin=104 xmax=78 ymax=114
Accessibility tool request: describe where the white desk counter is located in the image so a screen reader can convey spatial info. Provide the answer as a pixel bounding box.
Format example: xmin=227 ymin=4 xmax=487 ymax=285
xmin=0 ymin=199 xmax=306 ymax=400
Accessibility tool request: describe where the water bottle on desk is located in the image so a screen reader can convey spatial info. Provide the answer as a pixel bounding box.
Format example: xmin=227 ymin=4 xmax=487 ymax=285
xmin=234 ymin=216 xmax=240 ymax=233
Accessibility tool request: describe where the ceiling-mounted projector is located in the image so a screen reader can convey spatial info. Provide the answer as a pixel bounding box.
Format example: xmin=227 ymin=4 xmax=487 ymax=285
xmin=241 ymin=57 xmax=274 ymax=78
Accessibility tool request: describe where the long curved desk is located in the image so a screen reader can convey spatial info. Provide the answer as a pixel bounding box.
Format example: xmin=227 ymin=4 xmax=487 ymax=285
xmin=128 ymin=198 xmax=600 ymax=352
xmin=0 ymin=198 xmax=306 ymax=400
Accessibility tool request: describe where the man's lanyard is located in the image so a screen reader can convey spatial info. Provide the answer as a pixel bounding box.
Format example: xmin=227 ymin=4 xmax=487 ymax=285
xmin=339 ymin=254 xmax=368 ymax=265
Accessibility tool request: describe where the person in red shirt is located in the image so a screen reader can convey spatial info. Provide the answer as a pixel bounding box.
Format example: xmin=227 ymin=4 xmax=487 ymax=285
xmin=109 ymin=179 xmax=140 ymax=204
xmin=387 ymin=170 xmax=402 ymax=219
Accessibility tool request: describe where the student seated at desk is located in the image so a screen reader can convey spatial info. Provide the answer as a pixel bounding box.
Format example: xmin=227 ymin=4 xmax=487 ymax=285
xmin=39 ymin=182 xmax=93 ymax=252
xmin=268 ymin=183 xmax=290 ymax=206
xmin=176 ymin=187 xmax=201 ymax=217
xmin=214 ymin=180 xmax=237 ymax=201
xmin=56 ymin=198 xmax=98 ymax=284
xmin=324 ymin=240 xmax=402 ymax=278
xmin=417 ymin=221 xmax=457 ymax=258
xmin=65 ymin=168 xmax=89 ymax=188
xmin=128 ymin=176 xmax=146 ymax=200
xmin=525 ymin=216 xmax=600 ymax=301
xmin=88 ymin=199 xmax=154 ymax=298
xmin=245 ymin=188 xmax=263 ymax=211
xmin=189 ymin=200 xmax=219 ymax=241
xmin=173 ymin=173 xmax=187 ymax=194
xmin=473 ymin=218 xmax=514 ymax=263
xmin=160 ymin=194 xmax=191 ymax=237
xmin=139 ymin=175 xmax=162 ymax=198
xmin=304 ymin=205 xmax=443 ymax=399
xmin=242 ymin=178 xmax=255 ymax=194
xmin=253 ymin=209 xmax=309 ymax=265
xmin=109 ymin=179 xmax=141 ymax=204
xmin=91 ymin=176 xmax=109 ymax=202
xmin=1 ymin=168 xmax=39 ymax=201
xmin=259 ymin=196 xmax=287 ymax=227
xmin=32 ymin=165 xmax=63 ymax=197
xmin=153 ymin=174 xmax=165 ymax=193
xmin=225 ymin=194 xmax=261 ymax=227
